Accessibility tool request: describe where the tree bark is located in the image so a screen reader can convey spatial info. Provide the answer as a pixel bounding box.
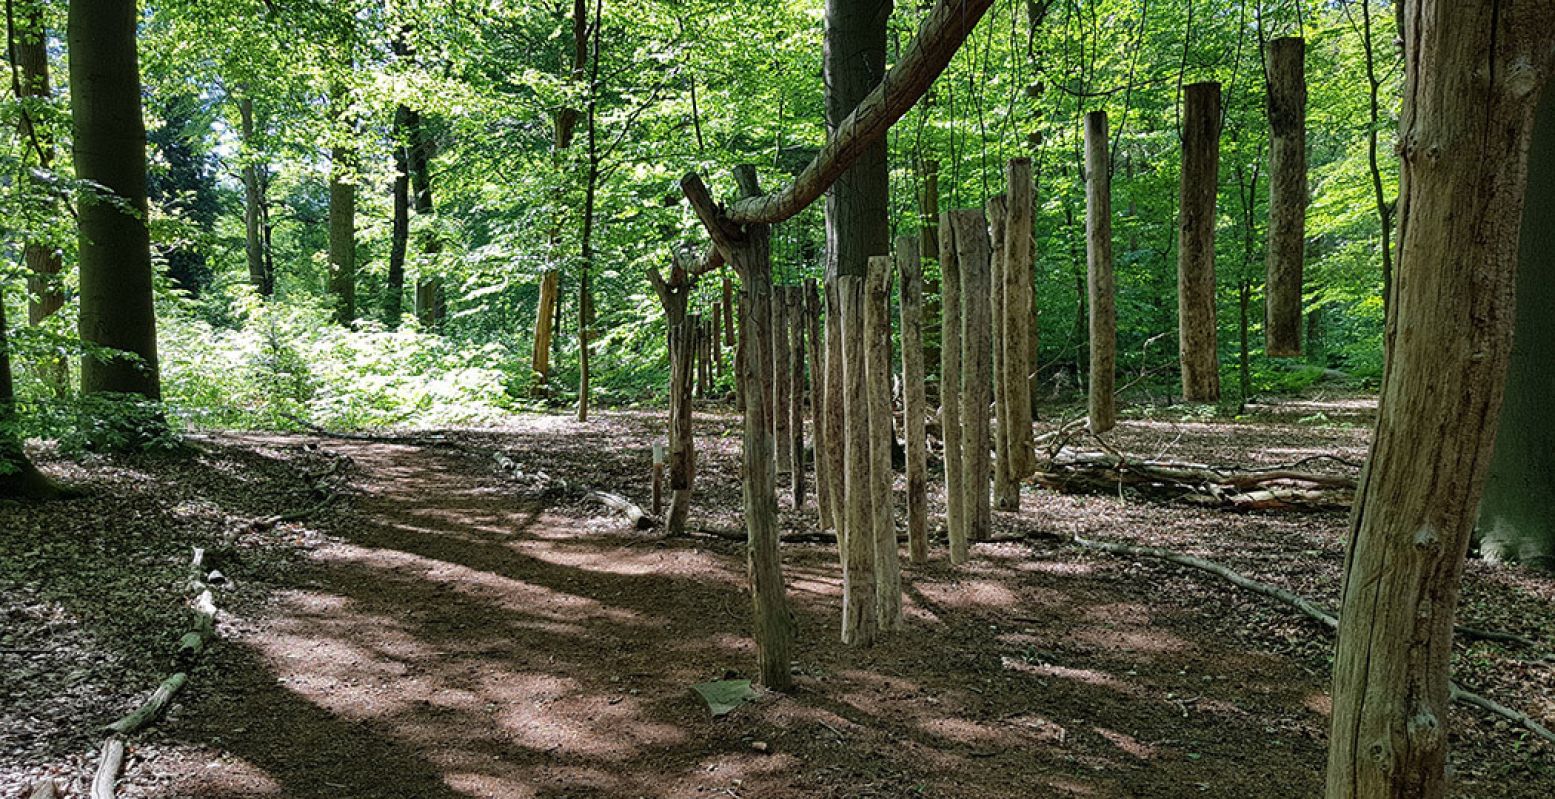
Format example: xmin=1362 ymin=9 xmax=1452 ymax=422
xmin=771 ymin=285 xmax=793 ymax=475
xmin=238 ymin=97 xmax=274 ymax=298
xmin=1265 ymin=37 xmax=1307 ymax=357
xmin=865 ymin=256 xmax=900 ymax=630
xmin=822 ymin=0 xmax=892 ymax=285
xmin=939 ymin=210 xmax=967 ymax=564
xmin=918 ymin=159 xmax=942 ymax=383
xmin=989 ymin=194 xmax=1016 ymax=511
xmin=838 ymin=274 xmax=877 ymax=645
xmin=1004 ymin=158 xmax=1036 ymax=474
xmin=70 ymin=0 xmax=160 ymax=399
xmin=952 ymin=210 xmax=993 ymax=546
xmin=1085 ymin=113 xmax=1117 ymax=433
xmin=328 ymin=141 xmax=357 ymax=326
xmin=650 ymin=259 xmax=696 ymax=535
xmin=823 ymin=283 xmax=846 ymax=535
xmin=897 ymin=236 xmax=930 ymax=563
xmin=787 ymin=285 xmax=807 ymax=509
xmin=10 ymin=0 xmax=66 ymax=392
xmin=1324 ymin=3 xmax=1555 ymax=796
xmin=385 ymin=104 xmax=411 ymax=323
xmin=0 ymin=288 xmax=57 ymax=499
xmin=1177 ymin=81 xmax=1222 ymax=403
xmin=805 ymin=279 xmax=830 ymax=528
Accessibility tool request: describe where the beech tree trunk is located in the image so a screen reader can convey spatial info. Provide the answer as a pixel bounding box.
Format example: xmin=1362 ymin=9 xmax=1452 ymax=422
xmin=953 ymin=210 xmax=993 ymax=546
xmin=1003 ymin=158 xmax=1036 ymax=476
xmin=1265 ymin=37 xmax=1307 ymax=357
xmin=385 ymin=104 xmax=411 ymax=323
xmin=1177 ymin=81 xmax=1222 ymax=403
xmin=1324 ymin=3 xmax=1555 ymax=797
xmin=939 ymin=210 xmax=967 ymax=564
xmin=328 ymin=141 xmax=357 ymax=326
xmin=897 ymin=236 xmax=930 ymax=563
xmin=1085 ymin=112 xmax=1117 ymax=433
xmin=70 ymin=0 xmax=160 ymax=399
xmin=11 ymin=1 xmax=66 ymax=392
xmin=238 ymin=97 xmax=274 ymax=298
xmin=865 ymin=256 xmax=900 ymax=630
xmin=838 ymin=275 xmax=877 ymax=646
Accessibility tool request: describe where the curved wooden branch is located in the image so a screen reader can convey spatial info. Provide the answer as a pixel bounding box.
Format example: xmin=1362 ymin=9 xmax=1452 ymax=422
xmin=685 ymin=0 xmax=995 ymax=231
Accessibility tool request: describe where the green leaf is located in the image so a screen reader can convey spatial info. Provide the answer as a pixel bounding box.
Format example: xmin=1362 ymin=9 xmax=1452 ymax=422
xmin=691 ymin=679 xmax=758 ymax=717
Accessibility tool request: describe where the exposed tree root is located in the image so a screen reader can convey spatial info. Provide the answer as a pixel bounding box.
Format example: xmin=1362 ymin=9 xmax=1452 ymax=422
xmin=91 ymin=737 xmax=123 ymax=799
xmin=1071 ymin=534 xmax=1555 ymax=747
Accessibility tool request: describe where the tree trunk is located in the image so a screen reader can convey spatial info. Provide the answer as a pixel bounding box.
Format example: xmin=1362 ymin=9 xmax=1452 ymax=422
xmin=939 ymin=210 xmax=967 ymax=564
xmin=70 ymin=0 xmax=160 ymax=399
xmin=787 ymin=285 xmax=807 ymax=509
xmin=723 ymin=275 xmax=737 ymax=346
xmin=239 ymin=97 xmax=274 ymax=298
xmin=1324 ymin=3 xmax=1555 ymax=796
xmin=328 ymin=142 xmax=356 ymax=326
xmin=989 ymin=194 xmax=1017 ymax=511
xmin=1085 ymin=113 xmax=1117 ymax=433
xmin=865 ymin=256 xmax=900 ymax=630
xmin=0 ymin=288 xmax=57 ymax=499
xmin=953 ymin=209 xmax=993 ymax=546
xmin=838 ymin=275 xmax=877 ymax=646
xmin=1358 ymin=0 xmax=1394 ymax=315
xmin=897 ymin=236 xmax=930 ymax=563
xmin=918 ymin=159 xmax=942 ymax=383
xmin=1177 ymin=81 xmax=1222 ymax=402
xmin=1004 ymin=158 xmax=1036 ymax=474
xmin=11 ymin=0 xmax=66 ymax=392
xmin=385 ymin=104 xmax=411 ymax=323
xmin=576 ymin=0 xmax=604 ymax=423
xmin=405 ymin=106 xmax=442 ymax=329
xmin=822 ymin=0 xmax=891 ymax=282
xmin=1265 ymin=37 xmax=1307 ymax=357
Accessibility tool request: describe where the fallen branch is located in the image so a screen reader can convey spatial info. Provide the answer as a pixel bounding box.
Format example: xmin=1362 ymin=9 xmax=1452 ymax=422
xmin=1034 ymin=446 xmax=1358 ymax=511
xmin=1072 ymin=534 xmax=1555 ymax=747
xmin=91 ymin=737 xmax=124 ymax=799
xmin=104 ymin=672 xmax=189 ymax=735
xmin=590 ymin=491 xmax=658 ymax=530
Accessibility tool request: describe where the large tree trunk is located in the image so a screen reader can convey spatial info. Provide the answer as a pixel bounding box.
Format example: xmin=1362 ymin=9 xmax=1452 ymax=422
xmin=897 ymin=236 xmax=930 ymax=563
xmin=1177 ymin=81 xmax=1222 ymax=403
xmin=11 ymin=0 xmax=66 ymax=392
xmin=865 ymin=256 xmax=900 ymax=631
xmin=70 ymin=0 xmax=160 ymax=399
xmin=1264 ymin=37 xmax=1307 ymax=357
xmin=407 ymin=109 xmax=442 ymax=329
xmin=1085 ymin=112 xmax=1117 ymax=433
xmin=939 ymin=210 xmax=967 ymax=564
xmin=1324 ymin=3 xmax=1555 ymax=797
xmin=328 ymin=141 xmax=357 ymax=326
xmin=953 ymin=209 xmax=993 ymax=546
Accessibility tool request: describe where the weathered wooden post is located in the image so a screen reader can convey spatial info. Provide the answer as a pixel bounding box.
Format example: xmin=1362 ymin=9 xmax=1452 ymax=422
xmin=897 ymin=236 xmax=930 ymax=563
xmin=953 ymin=209 xmax=994 ymax=545
xmin=1004 ymin=158 xmax=1036 ymax=475
xmin=1085 ymin=112 xmax=1117 ymax=433
xmin=939 ymin=211 xmax=967 ymax=564
xmin=1265 ymin=36 xmax=1307 ymax=358
xmin=866 ymin=255 xmax=901 ymax=630
xmin=1178 ymin=81 xmax=1222 ymax=402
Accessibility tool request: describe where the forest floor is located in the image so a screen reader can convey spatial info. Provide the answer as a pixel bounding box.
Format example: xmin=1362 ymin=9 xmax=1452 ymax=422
xmin=3 ymin=395 xmax=1554 ymax=798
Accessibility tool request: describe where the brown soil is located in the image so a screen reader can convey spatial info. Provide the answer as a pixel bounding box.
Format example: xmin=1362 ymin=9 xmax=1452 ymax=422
xmin=4 ymin=401 xmax=1552 ymax=798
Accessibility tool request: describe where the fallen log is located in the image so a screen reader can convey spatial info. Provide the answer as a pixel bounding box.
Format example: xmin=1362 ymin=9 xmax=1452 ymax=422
xmin=104 ymin=672 xmax=189 ymax=736
xmin=590 ymin=491 xmax=658 ymax=530
xmin=91 ymin=737 xmax=124 ymax=799
xmin=1033 ymin=447 xmax=1358 ymax=511
xmin=1071 ymin=534 xmax=1555 ymax=746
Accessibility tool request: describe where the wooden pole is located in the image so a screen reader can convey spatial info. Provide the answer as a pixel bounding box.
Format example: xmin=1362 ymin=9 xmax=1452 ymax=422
xmin=772 ymin=285 xmax=793 ymax=475
xmin=897 ymin=236 xmax=930 ymax=563
xmin=652 ymin=441 xmax=665 ymax=518
xmin=1265 ymin=36 xmax=1307 ymax=358
xmin=1004 ymin=158 xmax=1036 ymax=474
xmin=823 ymin=282 xmax=847 ymax=536
xmin=988 ymin=194 xmax=1018 ymax=511
xmin=1178 ymin=81 xmax=1222 ymax=403
xmin=669 ymin=314 xmax=697 ymax=533
xmin=806 ymin=279 xmax=830 ymax=528
xmin=787 ymin=285 xmax=807 ymax=508
xmin=866 ymin=255 xmax=901 ymax=630
xmin=953 ymin=209 xmax=994 ymax=545
xmin=939 ymin=210 xmax=967 ymax=564
xmin=722 ymin=274 xmax=736 ymax=346
xmin=1085 ymin=113 xmax=1118 ymax=433
xmin=838 ymin=274 xmax=877 ymax=646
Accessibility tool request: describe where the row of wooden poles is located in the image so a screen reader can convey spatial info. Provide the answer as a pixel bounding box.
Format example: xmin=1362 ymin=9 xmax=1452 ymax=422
xmin=659 ymin=53 xmax=1307 ymax=683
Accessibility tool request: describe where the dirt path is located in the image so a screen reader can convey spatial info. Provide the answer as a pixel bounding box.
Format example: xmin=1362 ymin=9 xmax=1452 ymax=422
xmin=130 ymin=411 xmax=1549 ymax=799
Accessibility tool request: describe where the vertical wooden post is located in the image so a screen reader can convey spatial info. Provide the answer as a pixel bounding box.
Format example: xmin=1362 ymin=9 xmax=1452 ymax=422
xmin=1085 ymin=112 xmax=1118 ymax=433
xmin=939 ymin=211 xmax=967 ymax=564
xmin=669 ymin=314 xmax=697 ymax=533
xmin=734 ymin=291 xmax=747 ymax=412
xmin=711 ymin=303 xmax=724 ymax=379
xmin=838 ymin=274 xmax=877 ymax=646
xmin=897 ymin=236 xmax=930 ymax=564
xmin=988 ymin=194 xmax=1018 ymax=511
xmin=953 ymin=209 xmax=994 ymax=545
xmin=787 ymin=285 xmax=807 ymax=509
xmin=919 ymin=159 xmax=943 ymax=386
xmin=806 ymin=279 xmax=830 ymax=528
xmin=1265 ymin=36 xmax=1307 ymax=357
xmin=1178 ymin=81 xmax=1223 ymax=402
xmin=772 ymin=286 xmax=793 ymax=475
xmin=1004 ymin=158 xmax=1036 ymax=475
xmin=865 ymin=255 xmax=901 ymax=630
xmin=823 ymin=283 xmax=847 ymax=536
xmin=651 ymin=442 xmax=665 ymax=518
xmin=722 ymin=273 xmax=736 ymax=346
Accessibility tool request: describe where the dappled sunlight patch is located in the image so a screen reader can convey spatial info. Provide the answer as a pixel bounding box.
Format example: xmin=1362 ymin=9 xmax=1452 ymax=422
xmin=1014 ymin=559 xmax=1100 ymax=576
xmin=493 ymin=685 xmax=690 ymax=761
xmin=443 ymin=772 xmax=536 ymax=798
xmin=1001 ymin=656 xmax=1134 ymax=695
xmin=913 ymin=578 xmax=1021 ymax=610
xmin=1094 ymin=725 xmax=1158 ymax=759
xmin=917 ymin=716 xmax=1018 ymax=747
xmin=1075 ymin=626 xmax=1192 ymax=655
